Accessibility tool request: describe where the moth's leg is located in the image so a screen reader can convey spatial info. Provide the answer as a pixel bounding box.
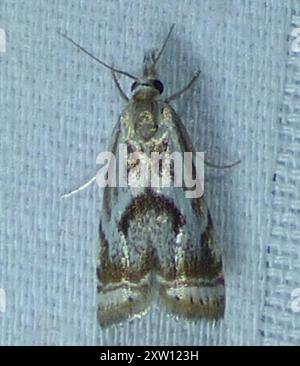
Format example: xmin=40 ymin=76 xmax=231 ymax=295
xmin=112 ymin=71 xmax=129 ymax=102
xmin=165 ymin=70 xmax=200 ymax=102
xmin=204 ymin=158 xmax=241 ymax=169
xmin=61 ymin=175 xmax=96 ymax=199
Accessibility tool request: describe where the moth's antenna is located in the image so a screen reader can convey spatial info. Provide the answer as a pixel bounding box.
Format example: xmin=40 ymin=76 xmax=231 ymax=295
xmin=58 ymin=31 xmax=139 ymax=81
xmin=154 ymin=24 xmax=175 ymax=64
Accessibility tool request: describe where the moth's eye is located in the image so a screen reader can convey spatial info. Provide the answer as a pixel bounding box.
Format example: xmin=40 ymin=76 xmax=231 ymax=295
xmin=131 ymin=82 xmax=138 ymax=92
xmin=153 ymin=79 xmax=164 ymax=94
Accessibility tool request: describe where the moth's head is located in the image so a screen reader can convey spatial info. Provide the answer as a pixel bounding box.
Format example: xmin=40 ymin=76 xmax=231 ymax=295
xmin=130 ymin=79 xmax=164 ymax=100
xmin=58 ymin=25 xmax=175 ymax=102
xmin=130 ymin=50 xmax=164 ymax=100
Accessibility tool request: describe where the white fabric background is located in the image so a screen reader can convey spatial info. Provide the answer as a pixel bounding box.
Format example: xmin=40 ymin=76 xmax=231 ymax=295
xmin=0 ymin=0 xmax=299 ymax=345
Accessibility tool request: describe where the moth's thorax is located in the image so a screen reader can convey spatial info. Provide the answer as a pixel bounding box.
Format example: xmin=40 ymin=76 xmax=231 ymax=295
xmin=132 ymin=85 xmax=160 ymax=101
xmin=127 ymin=96 xmax=163 ymax=142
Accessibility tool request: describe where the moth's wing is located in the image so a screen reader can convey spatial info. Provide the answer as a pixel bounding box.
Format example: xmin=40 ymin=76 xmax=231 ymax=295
xmin=97 ymin=220 xmax=153 ymax=327
xmin=97 ymin=115 xmax=153 ymax=327
xmin=157 ymin=105 xmax=225 ymax=319
xmin=158 ymin=209 xmax=225 ymax=319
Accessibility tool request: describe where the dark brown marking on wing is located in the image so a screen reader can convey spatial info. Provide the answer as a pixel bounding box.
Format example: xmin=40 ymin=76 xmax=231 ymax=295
xmin=169 ymin=106 xmax=198 ymax=189
xmin=97 ymin=222 xmax=109 ymax=284
xmin=169 ymin=105 xmax=195 ymax=154
xmin=102 ymin=186 xmax=112 ymax=219
xmin=184 ymin=213 xmax=222 ymax=280
xmin=197 ymin=212 xmax=222 ymax=278
xmin=118 ymin=188 xmax=185 ymax=237
xmin=156 ymin=212 xmax=222 ymax=281
xmin=191 ymin=197 xmax=206 ymax=217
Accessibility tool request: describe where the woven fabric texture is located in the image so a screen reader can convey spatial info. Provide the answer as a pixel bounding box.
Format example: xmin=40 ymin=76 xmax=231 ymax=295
xmin=0 ymin=0 xmax=299 ymax=345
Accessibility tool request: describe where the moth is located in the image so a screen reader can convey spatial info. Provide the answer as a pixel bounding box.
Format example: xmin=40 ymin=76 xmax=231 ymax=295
xmin=60 ymin=25 xmax=225 ymax=327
